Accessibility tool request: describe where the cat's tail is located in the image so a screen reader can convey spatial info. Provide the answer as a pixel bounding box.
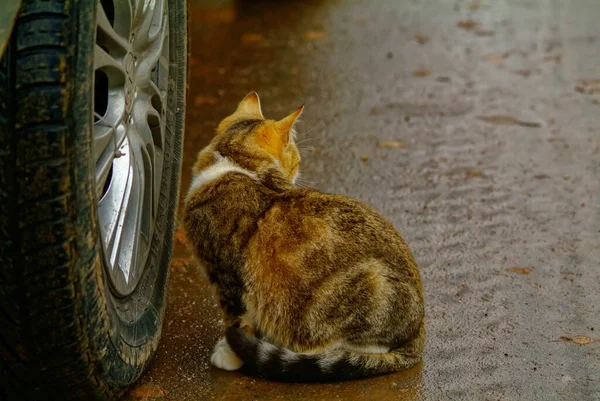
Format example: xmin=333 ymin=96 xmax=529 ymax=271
xmin=225 ymin=324 xmax=423 ymax=382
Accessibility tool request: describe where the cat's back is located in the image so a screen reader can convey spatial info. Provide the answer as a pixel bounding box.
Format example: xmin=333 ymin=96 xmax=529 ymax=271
xmin=251 ymin=188 xmax=418 ymax=274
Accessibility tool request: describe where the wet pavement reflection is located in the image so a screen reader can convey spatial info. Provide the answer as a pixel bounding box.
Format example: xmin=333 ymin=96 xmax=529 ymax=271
xmin=123 ymin=0 xmax=600 ymax=399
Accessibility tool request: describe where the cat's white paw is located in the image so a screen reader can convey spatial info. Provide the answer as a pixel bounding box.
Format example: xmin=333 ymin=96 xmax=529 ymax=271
xmin=210 ymin=338 xmax=244 ymax=371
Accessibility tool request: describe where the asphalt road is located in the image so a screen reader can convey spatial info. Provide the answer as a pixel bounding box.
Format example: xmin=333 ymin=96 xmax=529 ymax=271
xmin=124 ymin=0 xmax=600 ymax=400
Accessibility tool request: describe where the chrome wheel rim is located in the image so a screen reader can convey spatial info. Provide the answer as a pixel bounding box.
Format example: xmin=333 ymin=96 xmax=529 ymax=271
xmin=93 ymin=0 xmax=170 ymax=296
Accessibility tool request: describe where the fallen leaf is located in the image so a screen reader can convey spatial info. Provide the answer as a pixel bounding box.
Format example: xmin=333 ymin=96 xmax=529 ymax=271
xmin=477 ymin=115 xmax=541 ymax=128
xmin=305 ymin=31 xmax=327 ymax=40
xmin=457 ymin=19 xmax=479 ymax=31
xmin=129 ymin=383 xmax=167 ymax=398
xmin=574 ymin=79 xmax=600 ymax=94
xmin=175 ymin=226 xmax=186 ymax=245
xmin=544 ymin=55 xmax=562 ymax=63
xmin=194 ymin=96 xmax=218 ymax=106
xmin=436 ymin=76 xmax=452 ymax=83
xmin=577 ymin=78 xmax=600 ymax=86
xmin=534 ymin=174 xmax=550 ymax=180
xmin=560 ymin=336 xmax=599 ymax=345
xmin=413 ymin=34 xmax=430 ymax=45
xmin=465 ymin=170 xmax=487 ymax=179
xmin=360 ymin=154 xmax=370 ymax=162
xmin=378 ymin=140 xmax=408 ymax=149
xmin=412 ymin=67 xmax=431 ymax=78
xmin=507 ymin=267 xmax=532 ymax=274
xmin=514 ymin=69 xmax=532 ymax=78
xmin=482 ymin=52 xmax=510 ymax=63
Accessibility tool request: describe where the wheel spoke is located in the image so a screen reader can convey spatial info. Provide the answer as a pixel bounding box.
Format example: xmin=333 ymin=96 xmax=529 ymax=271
xmin=98 ymin=137 xmax=133 ymax=262
xmin=94 ymin=44 xmax=125 ymax=72
xmin=96 ymin=4 xmax=130 ymax=55
xmin=133 ymin=0 xmax=165 ymax=51
xmin=131 ymin=90 xmax=156 ymax=148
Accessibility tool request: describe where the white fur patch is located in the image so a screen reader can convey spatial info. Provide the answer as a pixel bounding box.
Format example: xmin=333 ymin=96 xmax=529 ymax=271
xmin=211 ymin=338 xmax=244 ymax=371
xmin=345 ymin=344 xmax=389 ymax=354
xmin=257 ymin=341 xmax=278 ymax=363
xmin=315 ymin=343 xmax=389 ymax=371
xmin=281 ymin=348 xmax=300 ymax=363
xmin=317 ymin=351 xmax=345 ymax=372
xmin=187 ymin=153 xmax=257 ymax=199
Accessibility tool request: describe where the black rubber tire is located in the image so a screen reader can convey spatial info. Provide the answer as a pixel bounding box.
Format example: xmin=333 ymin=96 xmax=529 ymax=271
xmin=0 ymin=0 xmax=187 ymax=400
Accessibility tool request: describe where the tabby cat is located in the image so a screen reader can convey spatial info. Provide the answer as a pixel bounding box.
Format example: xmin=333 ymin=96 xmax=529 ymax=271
xmin=183 ymin=93 xmax=424 ymax=382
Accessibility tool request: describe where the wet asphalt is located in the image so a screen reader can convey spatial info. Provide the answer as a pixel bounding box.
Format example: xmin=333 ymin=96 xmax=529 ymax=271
xmin=123 ymin=0 xmax=600 ymax=400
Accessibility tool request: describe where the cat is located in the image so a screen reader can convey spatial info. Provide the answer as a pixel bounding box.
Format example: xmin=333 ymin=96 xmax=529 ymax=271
xmin=183 ymin=92 xmax=425 ymax=382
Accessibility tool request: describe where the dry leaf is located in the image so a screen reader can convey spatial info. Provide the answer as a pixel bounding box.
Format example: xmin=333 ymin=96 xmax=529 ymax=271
xmin=378 ymin=140 xmax=408 ymax=149
xmin=457 ymin=19 xmax=479 ymax=31
xmin=129 ymin=383 xmax=167 ymax=398
xmin=477 ymin=115 xmax=541 ymax=128
xmin=465 ymin=170 xmax=487 ymax=179
xmin=360 ymin=154 xmax=370 ymax=162
xmin=577 ymin=78 xmax=600 ymax=86
xmin=514 ymin=69 xmax=532 ymax=78
xmin=544 ymin=55 xmax=562 ymax=63
xmin=305 ymin=31 xmax=327 ymax=40
xmin=560 ymin=336 xmax=599 ymax=345
xmin=575 ymin=79 xmax=600 ymax=94
xmin=482 ymin=52 xmax=510 ymax=63
xmin=412 ymin=68 xmax=431 ymax=78
xmin=413 ymin=34 xmax=430 ymax=45
xmin=507 ymin=267 xmax=532 ymax=274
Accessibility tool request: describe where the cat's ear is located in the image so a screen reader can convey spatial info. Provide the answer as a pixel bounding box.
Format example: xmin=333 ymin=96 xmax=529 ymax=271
xmin=275 ymin=105 xmax=304 ymax=142
xmin=235 ymin=92 xmax=264 ymax=119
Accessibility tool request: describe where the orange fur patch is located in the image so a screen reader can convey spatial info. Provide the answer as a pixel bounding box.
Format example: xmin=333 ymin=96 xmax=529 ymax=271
xmin=254 ymin=123 xmax=286 ymax=159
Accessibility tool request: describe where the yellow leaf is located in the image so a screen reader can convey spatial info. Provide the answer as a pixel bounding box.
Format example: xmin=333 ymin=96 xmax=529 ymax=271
xmin=457 ymin=19 xmax=479 ymax=31
xmin=412 ymin=68 xmax=431 ymax=78
xmin=481 ymin=52 xmax=510 ymax=63
xmin=413 ymin=34 xmax=430 ymax=45
xmin=477 ymin=115 xmax=541 ymax=128
xmin=560 ymin=336 xmax=599 ymax=345
xmin=378 ymin=140 xmax=408 ymax=149
xmin=507 ymin=267 xmax=532 ymax=274
xmin=465 ymin=170 xmax=487 ymax=179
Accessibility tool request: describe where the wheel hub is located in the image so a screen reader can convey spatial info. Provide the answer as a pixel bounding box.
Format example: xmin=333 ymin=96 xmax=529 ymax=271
xmin=93 ymin=0 xmax=170 ymax=296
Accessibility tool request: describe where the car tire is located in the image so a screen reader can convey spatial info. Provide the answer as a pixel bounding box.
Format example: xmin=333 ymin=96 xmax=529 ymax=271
xmin=0 ymin=0 xmax=187 ymax=399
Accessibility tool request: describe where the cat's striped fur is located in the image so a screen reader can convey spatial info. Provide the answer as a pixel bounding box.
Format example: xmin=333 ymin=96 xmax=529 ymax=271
xmin=183 ymin=93 xmax=424 ymax=382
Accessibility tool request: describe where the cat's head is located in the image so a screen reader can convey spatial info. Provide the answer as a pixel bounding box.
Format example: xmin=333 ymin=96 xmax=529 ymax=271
xmin=194 ymin=92 xmax=303 ymax=183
